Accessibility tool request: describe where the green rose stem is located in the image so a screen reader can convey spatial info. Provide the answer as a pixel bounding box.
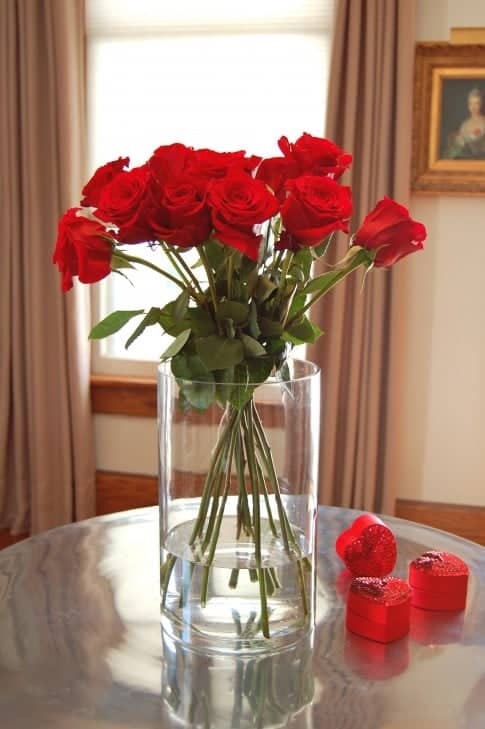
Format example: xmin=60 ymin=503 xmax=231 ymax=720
xmin=277 ymin=251 xmax=294 ymax=294
xmin=160 ymin=242 xmax=205 ymax=300
xmin=200 ymin=412 xmax=241 ymax=607
xmin=198 ymin=246 xmax=219 ymax=317
xmin=287 ymin=248 xmax=372 ymax=327
xmin=115 ymin=250 xmax=191 ymax=292
xmin=243 ymin=407 xmax=270 ymax=638
xmin=235 ymin=430 xmax=252 ymax=540
xmin=160 ymin=397 xmax=309 ymax=635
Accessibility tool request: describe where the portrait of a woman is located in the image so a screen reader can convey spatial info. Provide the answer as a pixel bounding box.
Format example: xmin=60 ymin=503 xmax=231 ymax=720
xmin=445 ymin=87 xmax=485 ymax=159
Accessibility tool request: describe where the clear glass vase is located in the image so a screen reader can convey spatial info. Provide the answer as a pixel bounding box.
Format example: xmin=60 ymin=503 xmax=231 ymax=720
xmin=158 ymin=358 xmax=320 ymax=653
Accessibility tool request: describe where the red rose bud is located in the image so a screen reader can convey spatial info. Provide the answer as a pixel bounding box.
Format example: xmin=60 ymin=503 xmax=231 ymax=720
xmin=81 ymin=157 xmax=129 ymax=207
xmin=346 ymin=577 xmax=411 ymax=643
xmin=336 ymin=513 xmax=397 ymax=577
xmin=278 ymin=175 xmax=352 ymax=250
xmin=207 ymin=172 xmax=279 ymax=261
xmin=408 ymin=551 xmax=469 ymax=611
xmin=354 ymin=196 xmax=426 ymax=268
xmin=53 ymin=208 xmax=113 ymax=291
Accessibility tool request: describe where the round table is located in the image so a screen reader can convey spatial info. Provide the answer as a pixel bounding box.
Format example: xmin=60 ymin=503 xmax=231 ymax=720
xmin=0 ymin=506 xmax=484 ymax=729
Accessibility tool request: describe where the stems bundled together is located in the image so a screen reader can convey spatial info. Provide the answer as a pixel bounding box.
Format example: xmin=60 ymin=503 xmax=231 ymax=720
xmin=160 ymin=398 xmax=311 ymax=639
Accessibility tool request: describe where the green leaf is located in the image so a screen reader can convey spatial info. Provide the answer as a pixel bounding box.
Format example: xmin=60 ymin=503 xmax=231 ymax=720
xmin=159 ymin=300 xmax=190 ymax=336
xmin=125 ymin=307 xmax=161 ymax=349
xmin=293 ymin=248 xmax=313 ymax=278
xmin=246 ymin=357 xmax=274 ymax=383
xmin=223 ymin=318 xmax=236 ymax=339
xmin=229 ymin=359 xmax=274 ymax=409
xmin=259 ymin=318 xmax=283 ymax=337
xmin=171 ymin=352 xmax=210 ymax=380
xmin=255 ymin=276 xmax=277 ymax=303
xmin=180 ymin=380 xmax=216 ymax=411
xmin=265 ymin=337 xmax=287 ymax=356
xmin=310 ymin=232 xmax=335 ymax=260
xmin=240 ymin=334 xmax=266 ymax=358
xmin=173 ymin=289 xmax=190 ymax=320
xmin=248 ymin=300 xmax=261 ymax=338
xmin=216 ymin=300 xmax=249 ymax=325
xmin=89 ymin=309 xmax=144 ymax=340
xmin=188 ymin=308 xmax=216 ymax=337
xmin=111 ymin=252 xmax=135 ymax=270
xmin=288 ymin=293 xmax=307 ymax=320
xmin=173 ymin=354 xmax=216 ymax=411
xmin=204 ymin=239 xmax=225 ymax=270
xmin=245 ymin=268 xmax=259 ymax=299
xmin=283 ymin=317 xmax=323 ymax=345
xmin=301 ymin=270 xmax=343 ymax=296
xmin=160 ymin=329 xmax=191 ymax=361
xmin=196 ymin=335 xmax=244 ymax=370
xmin=215 ymin=366 xmax=235 ymax=405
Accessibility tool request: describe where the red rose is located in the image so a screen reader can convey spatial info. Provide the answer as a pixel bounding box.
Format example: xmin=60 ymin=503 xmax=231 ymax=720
xmin=187 ymin=148 xmax=261 ymax=182
xmin=279 ymin=176 xmax=352 ymax=250
xmin=256 ymin=156 xmax=299 ymax=201
xmin=151 ymin=176 xmax=211 ymax=247
xmin=208 ymin=172 xmax=279 ymax=260
xmin=280 ymin=133 xmax=352 ymax=180
xmin=95 ymin=165 xmax=159 ymax=244
xmin=53 ymin=208 xmax=113 ymax=291
xmin=149 ymin=143 xmax=194 ymax=185
xmin=354 ymin=197 xmax=426 ymax=268
xmin=81 ymin=157 xmax=129 ymax=207
xmin=257 ymin=133 xmax=351 ymax=200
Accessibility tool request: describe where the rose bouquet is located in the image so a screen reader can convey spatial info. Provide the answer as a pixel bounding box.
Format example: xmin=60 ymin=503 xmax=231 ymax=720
xmin=54 ymin=133 xmax=425 ymax=645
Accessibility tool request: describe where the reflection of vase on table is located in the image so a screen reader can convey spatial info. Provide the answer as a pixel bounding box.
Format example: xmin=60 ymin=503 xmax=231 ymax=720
xmin=161 ymin=629 xmax=314 ymax=729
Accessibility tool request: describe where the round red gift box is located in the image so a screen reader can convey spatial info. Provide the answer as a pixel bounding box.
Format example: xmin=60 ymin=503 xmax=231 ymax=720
xmin=408 ymin=551 xmax=469 ymax=611
xmin=346 ymin=576 xmax=411 ymax=644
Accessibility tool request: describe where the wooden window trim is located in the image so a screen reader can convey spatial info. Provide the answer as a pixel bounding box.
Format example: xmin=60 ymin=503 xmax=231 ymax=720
xmin=91 ymin=374 xmax=157 ymax=417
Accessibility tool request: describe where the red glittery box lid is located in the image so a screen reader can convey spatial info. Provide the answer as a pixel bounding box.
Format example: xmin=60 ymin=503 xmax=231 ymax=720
xmin=409 ymin=551 xmax=469 ymax=595
xmin=347 ymin=577 xmax=411 ymax=625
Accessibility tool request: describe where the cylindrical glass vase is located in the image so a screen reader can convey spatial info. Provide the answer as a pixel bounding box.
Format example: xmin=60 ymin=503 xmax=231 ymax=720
xmin=158 ymin=358 xmax=320 ymax=653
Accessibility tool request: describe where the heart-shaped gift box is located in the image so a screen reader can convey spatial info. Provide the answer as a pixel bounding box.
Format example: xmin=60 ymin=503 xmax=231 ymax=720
xmin=408 ymin=551 xmax=469 ymax=611
xmin=336 ymin=514 xmax=397 ymax=577
xmin=346 ymin=576 xmax=411 ymax=643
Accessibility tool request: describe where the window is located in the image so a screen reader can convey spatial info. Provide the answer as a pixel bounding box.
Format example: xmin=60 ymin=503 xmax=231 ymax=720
xmin=87 ymin=0 xmax=334 ymax=375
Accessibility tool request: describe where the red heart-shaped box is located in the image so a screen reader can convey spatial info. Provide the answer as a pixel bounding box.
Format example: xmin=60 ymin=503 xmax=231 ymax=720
xmin=408 ymin=551 xmax=469 ymax=611
xmin=346 ymin=576 xmax=411 ymax=643
xmin=336 ymin=514 xmax=397 ymax=577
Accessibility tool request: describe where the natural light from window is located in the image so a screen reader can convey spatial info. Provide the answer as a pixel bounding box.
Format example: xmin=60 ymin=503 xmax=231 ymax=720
xmin=87 ymin=0 xmax=334 ymax=373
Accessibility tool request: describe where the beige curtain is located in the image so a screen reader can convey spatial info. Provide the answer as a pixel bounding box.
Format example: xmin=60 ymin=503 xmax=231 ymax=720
xmin=309 ymin=0 xmax=415 ymax=513
xmin=0 ymin=0 xmax=95 ymax=534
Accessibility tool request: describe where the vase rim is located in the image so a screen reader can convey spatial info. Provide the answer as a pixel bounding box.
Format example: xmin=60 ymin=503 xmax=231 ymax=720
xmin=158 ymin=357 xmax=320 ymax=386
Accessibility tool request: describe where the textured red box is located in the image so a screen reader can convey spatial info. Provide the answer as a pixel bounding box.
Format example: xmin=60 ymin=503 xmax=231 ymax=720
xmin=409 ymin=551 xmax=468 ymax=612
xmin=346 ymin=577 xmax=411 ymax=644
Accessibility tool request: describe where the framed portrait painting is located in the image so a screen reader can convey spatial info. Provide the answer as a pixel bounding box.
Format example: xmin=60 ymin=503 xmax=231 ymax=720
xmin=412 ymin=43 xmax=485 ymax=195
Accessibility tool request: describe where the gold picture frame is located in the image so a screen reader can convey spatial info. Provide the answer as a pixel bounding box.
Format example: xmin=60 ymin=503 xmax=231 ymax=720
xmin=412 ymin=42 xmax=485 ymax=195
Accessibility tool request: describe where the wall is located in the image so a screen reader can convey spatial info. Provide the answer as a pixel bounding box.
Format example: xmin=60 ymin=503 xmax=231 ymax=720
xmin=398 ymin=0 xmax=485 ymax=506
